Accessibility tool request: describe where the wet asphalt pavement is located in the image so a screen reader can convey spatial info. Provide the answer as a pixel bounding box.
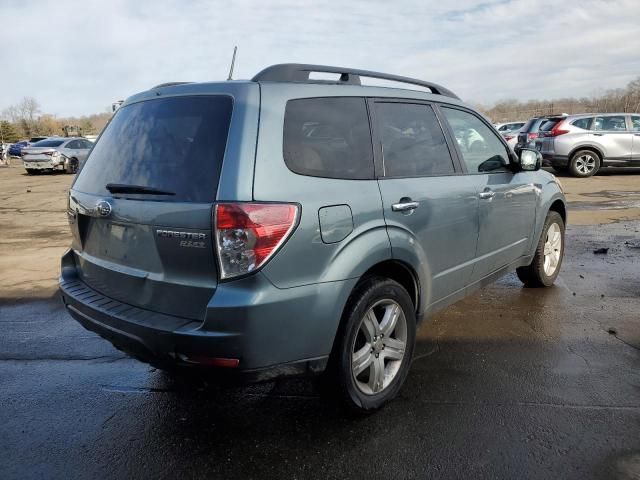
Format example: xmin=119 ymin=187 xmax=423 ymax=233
xmin=1 ymin=167 xmax=639 ymax=479
xmin=1 ymin=221 xmax=638 ymax=479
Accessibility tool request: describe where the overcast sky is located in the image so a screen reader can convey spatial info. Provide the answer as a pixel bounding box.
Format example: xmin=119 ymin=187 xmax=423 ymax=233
xmin=1 ymin=0 xmax=639 ymax=117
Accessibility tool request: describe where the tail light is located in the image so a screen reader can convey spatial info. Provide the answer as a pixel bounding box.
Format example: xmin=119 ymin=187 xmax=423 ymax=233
xmin=546 ymin=121 xmax=570 ymax=137
xmin=527 ymin=133 xmax=538 ymax=141
xmin=43 ymin=151 xmax=59 ymax=157
xmin=504 ymin=135 xmax=514 ymax=141
xmin=214 ymin=202 xmax=299 ymax=280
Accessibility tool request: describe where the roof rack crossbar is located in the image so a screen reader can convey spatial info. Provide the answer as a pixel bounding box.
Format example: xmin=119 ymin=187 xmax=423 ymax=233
xmin=252 ymin=64 xmax=459 ymax=99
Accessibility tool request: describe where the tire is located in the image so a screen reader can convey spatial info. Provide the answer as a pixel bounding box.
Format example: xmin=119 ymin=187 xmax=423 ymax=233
xmin=65 ymin=157 xmax=79 ymax=174
xmin=517 ymin=211 xmax=565 ymax=287
xmin=26 ymin=169 xmax=36 ymax=175
xmin=569 ymin=149 xmax=600 ymax=177
xmin=332 ymin=276 xmax=416 ymax=413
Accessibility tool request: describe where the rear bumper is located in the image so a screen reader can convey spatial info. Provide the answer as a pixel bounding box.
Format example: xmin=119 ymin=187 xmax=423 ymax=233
xmin=60 ymin=249 xmax=355 ymax=381
xmin=23 ymin=160 xmax=59 ymax=170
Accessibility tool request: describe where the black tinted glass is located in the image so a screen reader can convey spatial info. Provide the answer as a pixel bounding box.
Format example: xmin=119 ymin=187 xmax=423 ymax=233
xmin=73 ymin=96 xmax=233 ymax=202
xmin=375 ymin=102 xmax=455 ymax=177
xmin=572 ymin=118 xmax=592 ymax=130
xmin=283 ymin=97 xmax=374 ymax=179
xmin=33 ymin=140 xmax=64 ymax=147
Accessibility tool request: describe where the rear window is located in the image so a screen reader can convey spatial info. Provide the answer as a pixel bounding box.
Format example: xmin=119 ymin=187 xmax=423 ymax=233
xmin=32 ymin=140 xmax=64 ymax=147
xmin=520 ymin=119 xmax=535 ymax=133
xmin=539 ymin=118 xmax=563 ymax=132
xmin=73 ymin=95 xmax=233 ymax=202
xmin=571 ymin=117 xmax=593 ymax=130
xmin=283 ymin=97 xmax=374 ymax=180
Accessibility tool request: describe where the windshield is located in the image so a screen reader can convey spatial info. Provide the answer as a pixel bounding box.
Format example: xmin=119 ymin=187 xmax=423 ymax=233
xmin=73 ymin=95 xmax=233 ymax=203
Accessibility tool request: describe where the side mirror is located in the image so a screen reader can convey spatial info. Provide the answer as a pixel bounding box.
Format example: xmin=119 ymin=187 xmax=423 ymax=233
xmin=517 ymin=148 xmax=542 ymax=171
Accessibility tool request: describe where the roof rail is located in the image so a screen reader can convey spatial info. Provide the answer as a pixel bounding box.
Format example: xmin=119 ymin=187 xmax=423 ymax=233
xmin=151 ymin=81 xmax=193 ymax=89
xmin=252 ymin=64 xmax=459 ymax=100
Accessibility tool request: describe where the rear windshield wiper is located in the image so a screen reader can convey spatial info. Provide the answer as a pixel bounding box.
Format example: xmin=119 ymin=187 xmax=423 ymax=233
xmin=106 ymin=183 xmax=176 ymax=196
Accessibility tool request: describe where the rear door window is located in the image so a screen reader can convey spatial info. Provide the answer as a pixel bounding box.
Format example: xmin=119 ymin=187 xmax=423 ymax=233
xmin=283 ymin=97 xmax=374 ymax=179
xmin=374 ymin=102 xmax=455 ymax=177
xmin=572 ymin=117 xmax=593 ymax=130
xmin=631 ymin=116 xmax=640 ymax=131
xmin=441 ymin=107 xmax=510 ymax=173
xmin=593 ymin=116 xmax=627 ymax=131
xmin=73 ymin=95 xmax=233 ymax=202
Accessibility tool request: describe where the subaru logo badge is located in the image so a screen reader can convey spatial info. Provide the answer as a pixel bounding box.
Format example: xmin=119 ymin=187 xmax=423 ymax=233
xmin=96 ymin=200 xmax=112 ymax=217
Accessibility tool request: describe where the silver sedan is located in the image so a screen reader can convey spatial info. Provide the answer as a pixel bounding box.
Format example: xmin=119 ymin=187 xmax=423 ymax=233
xmin=22 ymin=137 xmax=93 ymax=174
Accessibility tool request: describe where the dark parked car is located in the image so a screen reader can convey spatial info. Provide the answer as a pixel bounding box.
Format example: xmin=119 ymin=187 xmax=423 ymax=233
xmin=516 ymin=116 xmax=565 ymax=149
xmin=8 ymin=141 xmax=28 ymax=157
xmin=60 ymin=64 xmax=566 ymax=412
xmin=8 ymin=136 xmax=50 ymax=157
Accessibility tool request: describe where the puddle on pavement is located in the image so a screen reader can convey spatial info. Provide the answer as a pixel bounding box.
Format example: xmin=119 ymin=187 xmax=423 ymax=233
xmin=568 ymin=200 xmax=640 ymax=210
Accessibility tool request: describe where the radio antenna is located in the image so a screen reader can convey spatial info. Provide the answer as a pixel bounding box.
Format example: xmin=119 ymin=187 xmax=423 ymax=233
xmin=227 ymin=46 xmax=237 ymax=81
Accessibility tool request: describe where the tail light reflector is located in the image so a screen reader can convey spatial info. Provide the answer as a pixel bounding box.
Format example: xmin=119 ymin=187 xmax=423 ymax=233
xmin=214 ymin=202 xmax=299 ymax=280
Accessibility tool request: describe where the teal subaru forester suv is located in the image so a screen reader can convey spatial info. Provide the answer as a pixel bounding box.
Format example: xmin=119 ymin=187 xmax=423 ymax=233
xmin=60 ymin=64 xmax=566 ymax=412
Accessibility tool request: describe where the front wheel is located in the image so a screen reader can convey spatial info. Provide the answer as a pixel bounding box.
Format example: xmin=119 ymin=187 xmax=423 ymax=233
xmin=333 ymin=277 xmax=416 ymax=413
xmin=517 ymin=211 xmax=565 ymax=287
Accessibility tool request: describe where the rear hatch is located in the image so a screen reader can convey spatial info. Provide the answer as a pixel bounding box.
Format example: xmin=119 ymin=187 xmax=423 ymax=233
xmin=517 ymin=119 xmax=536 ymax=146
xmin=68 ymin=94 xmax=234 ymax=320
xmin=536 ymin=117 xmax=565 ymax=152
xmin=22 ymin=139 xmax=66 ymax=161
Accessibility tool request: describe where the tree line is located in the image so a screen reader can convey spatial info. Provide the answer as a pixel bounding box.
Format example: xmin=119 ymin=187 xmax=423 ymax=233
xmin=0 ymin=97 xmax=112 ymax=143
xmin=478 ymin=76 xmax=640 ymax=123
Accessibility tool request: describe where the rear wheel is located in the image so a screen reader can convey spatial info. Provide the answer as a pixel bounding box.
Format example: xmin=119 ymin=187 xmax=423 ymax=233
xmin=333 ymin=276 xmax=416 ymax=413
xmin=569 ymin=150 xmax=600 ymax=177
xmin=517 ymin=211 xmax=564 ymax=287
xmin=65 ymin=157 xmax=79 ymax=174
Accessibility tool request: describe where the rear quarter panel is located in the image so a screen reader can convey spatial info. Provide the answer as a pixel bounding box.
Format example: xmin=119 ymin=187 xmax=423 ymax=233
xmin=252 ymin=83 xmax=392 ymax=289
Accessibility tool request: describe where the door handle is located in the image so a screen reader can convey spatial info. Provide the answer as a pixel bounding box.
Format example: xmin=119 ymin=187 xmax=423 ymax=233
xmin=479 ymin=190 xmax=495 ymax=200
xmin=634 ymin=133 xmax=640 ymax=136
xmin=592 ymin=133 xmax=605 ymax=136
xmin=392 ymin=201 xmax=419 ymax=212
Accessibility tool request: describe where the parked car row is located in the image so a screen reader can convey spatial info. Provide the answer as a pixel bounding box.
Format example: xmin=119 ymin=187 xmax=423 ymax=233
xmin=1 ymin=135 xmax=94 ymax=174
xmin=494 ymin=113 xmax=640 ymax=177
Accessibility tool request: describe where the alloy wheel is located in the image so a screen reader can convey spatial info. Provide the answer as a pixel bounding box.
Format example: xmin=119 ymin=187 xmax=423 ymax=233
xmin=351 ymin=299 xmax=407 ymax=395
xmin=543 ymin=222 xmax=562 ymax=276
xmin=575 ymin=154 xmax=596 ymax=175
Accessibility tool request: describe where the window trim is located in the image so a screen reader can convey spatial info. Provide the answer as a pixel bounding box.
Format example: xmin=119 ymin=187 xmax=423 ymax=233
xmin=367 ymin=97 xmax=465 ymax=179
xmin=281 ymin=96 xmax=377 ymax=181
xmin=435 ymin=103 xmax=516 ymax=176
xmin=629 ymin=114 xmax=640 ymax=132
